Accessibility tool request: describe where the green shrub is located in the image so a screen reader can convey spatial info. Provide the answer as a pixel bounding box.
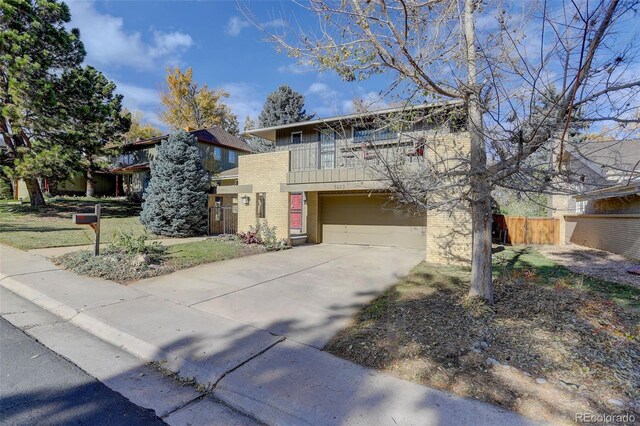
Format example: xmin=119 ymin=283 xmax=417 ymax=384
xmin=54 ymin=231 xmax=168 ymax=281
xmin=237 ymin=220 xmax=289 ymax=251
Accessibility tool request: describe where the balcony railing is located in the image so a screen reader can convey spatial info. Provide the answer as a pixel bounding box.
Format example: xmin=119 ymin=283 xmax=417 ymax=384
xmin=287 ymin=140 xmax=425 ymax=172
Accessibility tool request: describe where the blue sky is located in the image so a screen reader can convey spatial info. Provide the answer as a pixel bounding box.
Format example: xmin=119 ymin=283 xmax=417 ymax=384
xmin=66 ymin=0 xmax=388 ymax=130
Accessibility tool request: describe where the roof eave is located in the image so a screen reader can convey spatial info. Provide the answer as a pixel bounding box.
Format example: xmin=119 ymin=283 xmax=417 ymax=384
xmin=243 ymin=100 xmax=463 ymax=142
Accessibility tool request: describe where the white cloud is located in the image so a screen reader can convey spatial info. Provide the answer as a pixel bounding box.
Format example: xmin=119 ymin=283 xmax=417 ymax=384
xmin=221 ymin=82 xmax=263 ymax=121
xmin=341 ymin=90 xmax=387 ymax=114
xmin=277 ymin=63 xmax=315 ymax=75
xmin=226 ymin=16 xmax=251 ymax=36
xmin=262 ymin=18 xmax=288 ymax=30
xmin=304 ymin=81 xmax=389 ymax=117
xmin=67 ymin=0 xmax=192 ymax=70
xmin=225 ymin=16 xmax=288 ymax=37
xmin=113 ymin=80 xmax=165 ymax=129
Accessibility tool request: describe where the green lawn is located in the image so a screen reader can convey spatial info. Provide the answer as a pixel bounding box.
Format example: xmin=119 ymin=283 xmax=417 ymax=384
xmin=165 ymin=238 xmax=264 ymax=270
xmin=55 ymin=237 xmax=265 ymax=282
xmin=0 ymin=196 xmax=148 ymax=250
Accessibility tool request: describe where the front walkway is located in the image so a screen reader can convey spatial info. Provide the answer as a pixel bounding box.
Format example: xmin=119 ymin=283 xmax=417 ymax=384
xmin=1 ymin=244 xmax=534 ymax=425
xmin=134 ymin=244 xmax=424 ymax=348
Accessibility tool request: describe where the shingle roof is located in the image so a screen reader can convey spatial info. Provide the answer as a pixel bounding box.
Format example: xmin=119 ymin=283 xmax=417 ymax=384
xmin=191 ymin=126 xmax=252 ymax=153
xmin=121 ymin=126 xmax=253 ymax=153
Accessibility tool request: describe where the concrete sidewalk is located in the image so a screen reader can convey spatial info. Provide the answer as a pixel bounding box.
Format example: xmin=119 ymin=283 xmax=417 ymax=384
xmin=0 ymin=245 xmax=536 ymax=425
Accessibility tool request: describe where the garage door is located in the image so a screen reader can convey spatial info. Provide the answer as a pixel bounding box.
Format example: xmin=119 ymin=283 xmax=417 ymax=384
xmin=320 ymin=194 xmax=426 ymax=249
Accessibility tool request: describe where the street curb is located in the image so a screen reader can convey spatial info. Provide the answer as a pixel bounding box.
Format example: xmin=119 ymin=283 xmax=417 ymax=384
xmin=0 ymin=274 xmax=208 ymax=385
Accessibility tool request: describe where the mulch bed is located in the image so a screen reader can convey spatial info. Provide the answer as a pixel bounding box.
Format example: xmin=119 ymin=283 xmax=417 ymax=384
xmin=325 ymin=262 xmax=640 ymax=425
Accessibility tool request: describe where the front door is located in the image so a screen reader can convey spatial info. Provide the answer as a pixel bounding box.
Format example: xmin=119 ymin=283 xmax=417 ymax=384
xmin=290 ymin=193 xmax=303 ymax=232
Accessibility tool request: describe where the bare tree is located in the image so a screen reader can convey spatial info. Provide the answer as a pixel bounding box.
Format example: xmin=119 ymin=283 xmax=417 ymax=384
xmin=246 ymin=0 xmax=640 ymax=303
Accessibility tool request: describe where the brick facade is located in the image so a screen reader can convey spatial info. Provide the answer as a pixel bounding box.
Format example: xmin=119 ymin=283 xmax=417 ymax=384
xmin=237 ymin=151 xmax=291 ymax=241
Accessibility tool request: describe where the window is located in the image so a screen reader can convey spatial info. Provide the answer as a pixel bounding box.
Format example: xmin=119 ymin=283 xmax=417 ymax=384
xmin=576 ymin=200 xmax=587 ymax=214
xmin=352 ymin=126 xmax=397 ymax=143
xmin=256 ymin=192 xmax=266 ymax=219
xmin=319 ymin=130 xmax=336 ymax=169
xmin=229 ymin=150 xmax=237 ymax=164
xmin=214 ymin=147 xmax=222 ymax=161
xmin=291 ymin=131 xmax=302 ymax=145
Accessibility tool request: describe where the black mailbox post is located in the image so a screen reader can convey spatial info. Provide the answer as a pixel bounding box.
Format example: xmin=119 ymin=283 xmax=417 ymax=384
xmin=72 ymin=204 xmax=101 ymax=255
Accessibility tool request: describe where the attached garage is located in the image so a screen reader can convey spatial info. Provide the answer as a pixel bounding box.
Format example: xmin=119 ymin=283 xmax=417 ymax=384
xmin=320 ymin=193 xmax=426 ymax=250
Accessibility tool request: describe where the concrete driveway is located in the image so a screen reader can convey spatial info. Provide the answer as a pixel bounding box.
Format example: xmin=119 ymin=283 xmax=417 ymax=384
xmin=133 ymin=244 xmax=423 ymax=348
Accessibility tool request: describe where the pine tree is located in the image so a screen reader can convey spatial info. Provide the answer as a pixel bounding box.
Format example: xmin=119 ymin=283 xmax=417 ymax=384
xmin=140 ymin=130 xmax=211 ymax=237
xmin=258 ymin=85 xmax=314 ymax=127
xmin=243 ymin=116 xmax=272 ymax=153
xmin=1 ymin=0 xmax=86 ymax=205
xmin=58 ymin=66 xmax=131 ymax=197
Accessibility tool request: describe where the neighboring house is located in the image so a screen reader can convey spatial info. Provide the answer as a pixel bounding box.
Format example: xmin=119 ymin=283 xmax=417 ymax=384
xmin=112 ymin=126 xmax=251 ymax=197
xmin=549 ymin=139 xmax=640 ymax=259
xmin=219 ymin=102 xmax=474 ymax=265
xmin=11 ymin=126 xmax=251 ymax=200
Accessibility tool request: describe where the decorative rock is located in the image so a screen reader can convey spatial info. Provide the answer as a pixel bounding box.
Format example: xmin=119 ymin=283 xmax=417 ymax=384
xmin=535 ymin=378 xmax=547 ymax=384
xmin=486 ymin=357 xmax=500 ymax=367
xmin=607 ymin=398 xmax=624 ymax=407
xmin=479 ymin=341 xmax=489 ymax=350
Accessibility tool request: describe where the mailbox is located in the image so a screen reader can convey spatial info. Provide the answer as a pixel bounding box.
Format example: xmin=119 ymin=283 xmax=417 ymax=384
xmin=72 ymin=204 xmax=101 ymax=255
xmin=72 ymin=214 xmax=99 ymax=225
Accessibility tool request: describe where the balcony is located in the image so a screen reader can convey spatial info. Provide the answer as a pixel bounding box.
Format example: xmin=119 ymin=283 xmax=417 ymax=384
xmin=284 ymin=139 xmax=425 ymax=189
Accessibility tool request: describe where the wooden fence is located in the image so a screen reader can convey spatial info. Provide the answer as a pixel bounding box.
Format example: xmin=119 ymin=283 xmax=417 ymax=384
xmin=493 ymin=215 xmax=560 ymax=245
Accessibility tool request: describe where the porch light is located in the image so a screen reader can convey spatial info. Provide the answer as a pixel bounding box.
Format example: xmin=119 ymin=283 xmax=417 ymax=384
xmin=240 ymin=195 xmax=250 ymax=205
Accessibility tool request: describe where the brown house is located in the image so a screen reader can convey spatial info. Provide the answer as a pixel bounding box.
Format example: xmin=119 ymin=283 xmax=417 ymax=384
xmin=220 ymin=102 xmax=474 ymax=265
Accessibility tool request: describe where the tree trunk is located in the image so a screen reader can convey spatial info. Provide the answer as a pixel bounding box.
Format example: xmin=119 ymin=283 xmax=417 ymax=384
xmin=469 ymin=189 xmax=494 ymax=303
xmin=86 ymin=169 xmax=95 ymax=198
xmin=464 ymin=0 xmax=494 ymax=303
xmin=25 ymin=178 xmax=46 ymax=206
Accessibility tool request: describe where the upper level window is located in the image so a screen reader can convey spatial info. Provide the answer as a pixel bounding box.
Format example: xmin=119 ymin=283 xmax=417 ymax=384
xmin=291 ymin=131 xmax=302 ymax=144
xmin=229 ymin=150 xmax=237 ymax=164
xmin=352 ymin=126 xmax=397 ymax=143
xmin=214 ymin=147 xmax=222 ymax=161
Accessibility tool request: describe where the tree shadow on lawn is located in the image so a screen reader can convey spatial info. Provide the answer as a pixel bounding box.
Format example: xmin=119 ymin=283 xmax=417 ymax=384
xmin=0 ymin=224 xmax=81 ymax=233
xmin=1 ymin=197 xmax=141 ymax=219
xmin=325 ymin=248 xmax=640 ymax=424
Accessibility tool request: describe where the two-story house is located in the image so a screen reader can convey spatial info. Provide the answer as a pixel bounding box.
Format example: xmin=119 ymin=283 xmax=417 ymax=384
xmin=221 ymin=102 xmax=474 ymax=265
xmin=111 ymin=126 xmax=252 ymax=197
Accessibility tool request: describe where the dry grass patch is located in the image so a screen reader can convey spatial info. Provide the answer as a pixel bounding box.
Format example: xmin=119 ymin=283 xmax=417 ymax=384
xmin=325 ymin=247 xmax=640 ymax=425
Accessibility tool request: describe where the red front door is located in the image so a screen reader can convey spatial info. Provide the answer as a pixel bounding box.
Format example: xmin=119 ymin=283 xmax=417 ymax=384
xmin=290 ymin=193 xmax=303 ymax=231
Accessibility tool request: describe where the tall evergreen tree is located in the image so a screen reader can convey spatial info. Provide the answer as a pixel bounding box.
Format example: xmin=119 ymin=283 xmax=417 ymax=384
xmin=258 ymin=85 xmax=314 ymax=127
xmin=243 ymin=116 xmax=272 ymax=153
xmin=140 ymin=130 xmax=210 ymax=237
xmin=0 ymin=0 xmax=85 ymax=205
xmin=58 ymin=66 xmax=131 ymax=197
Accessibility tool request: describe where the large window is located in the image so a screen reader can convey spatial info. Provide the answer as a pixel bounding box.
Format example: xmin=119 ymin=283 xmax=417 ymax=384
xmin=352 ymin=125 xmax=397 ymax=143
xmin=229 ymin=150 xmax=237 ymax=164
xmin=256 ymin=192 xmax=266 ymax=219
xmin=291 ymin=131 xmax=302 ymax=145
xmin=319 ymin=130 xmax=336 ymax=169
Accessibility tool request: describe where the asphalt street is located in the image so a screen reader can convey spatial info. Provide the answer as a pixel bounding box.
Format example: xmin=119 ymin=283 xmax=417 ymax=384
xmin=0 ymin=317 xmax=165 ymax=426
